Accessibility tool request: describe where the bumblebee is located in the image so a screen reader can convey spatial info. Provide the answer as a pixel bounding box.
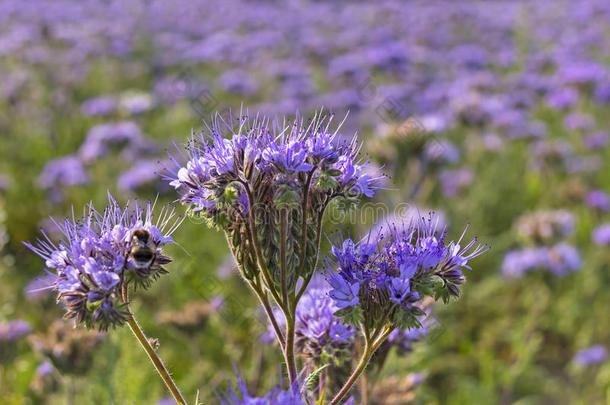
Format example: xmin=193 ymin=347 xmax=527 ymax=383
xmin=129 ymin=229 xmax=155 ymax=269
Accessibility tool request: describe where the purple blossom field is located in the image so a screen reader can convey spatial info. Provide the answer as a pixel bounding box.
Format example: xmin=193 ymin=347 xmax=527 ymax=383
xmin=1 ymin=0 xmax=609 ymax=404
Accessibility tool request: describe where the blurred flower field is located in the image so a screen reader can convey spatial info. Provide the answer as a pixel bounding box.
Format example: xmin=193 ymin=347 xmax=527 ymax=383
xmin=1 ymin=0 xmax=609 ymax=404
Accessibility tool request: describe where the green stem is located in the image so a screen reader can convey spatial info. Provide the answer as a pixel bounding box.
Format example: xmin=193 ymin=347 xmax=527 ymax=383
xmin=329 ymin=327 xmax=394 ymax=405
xmin=280 ymin=209 xmax=289 ymax=306
xmin=284 ymin=312 xmax=298 ymax=387
xmin=224 ymin=231 xmax=286 ymax=349
xmin=251 ymin=280 xmax=286 ymax=349
xmin=122 ymin=286 xmax=187 ymax=405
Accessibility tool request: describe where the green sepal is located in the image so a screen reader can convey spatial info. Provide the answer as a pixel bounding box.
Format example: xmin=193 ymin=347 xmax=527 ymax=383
xmin=334 ymin=305 xmax=363 ymax=326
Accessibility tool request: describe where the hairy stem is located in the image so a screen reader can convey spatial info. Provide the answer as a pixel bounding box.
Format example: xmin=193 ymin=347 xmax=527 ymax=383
xmin=284 ymin=312 xmax=298 ymax=387
xmin=121 ymin=285 xmax=187 ymax=405
xmin=280 ymin=209 xmax=288 ymax=306
xmin=251 ymin=280 xmax=286 ymax=349
xmin=298 ymin=171 xmax=315 ymax=273
xmin=329 ymin=327 xmax=395 ymax=405
xmin=224 ymin=231 xmax=286 ymax=349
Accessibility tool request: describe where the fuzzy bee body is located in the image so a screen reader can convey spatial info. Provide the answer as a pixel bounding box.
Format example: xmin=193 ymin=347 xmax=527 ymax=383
xmin=129 ymin=229 xmax=155 ymax=269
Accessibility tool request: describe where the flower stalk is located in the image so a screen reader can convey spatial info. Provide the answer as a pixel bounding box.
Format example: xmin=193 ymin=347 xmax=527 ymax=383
xmin=121 ymin=285 xmax=187 ymax=405
xmin=329 ymin=326 xmax=395 ymax=405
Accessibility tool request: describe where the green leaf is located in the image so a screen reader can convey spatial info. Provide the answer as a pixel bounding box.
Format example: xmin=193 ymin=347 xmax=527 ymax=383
xmin=334 ymin=305 xmax=364 ymax=326
xmin=306 ymin=364 xmax=330 ymax=392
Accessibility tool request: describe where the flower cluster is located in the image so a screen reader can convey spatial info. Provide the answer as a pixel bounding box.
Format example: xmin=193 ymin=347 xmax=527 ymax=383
xmin=592 ymin=223 xmax=610 ymax=245
xmin=325 ymin=217 xmax=488 ymax=332
xmin=166 ymin=111 xmax=387 ymax=293
xmin=220 ymin=373 xmax=305 ymax=405
xmin=25 ymin=194 xmax=181 ymax=330
xmin=0 ymin=320 xmax=31 ymax=342
xmin=295 ymin=287 xmax=353 ymax=363
xmin=501 ymin=243 xmax=581 ymax=278
xmin=514 ymin=210 xmax=575 ymax=243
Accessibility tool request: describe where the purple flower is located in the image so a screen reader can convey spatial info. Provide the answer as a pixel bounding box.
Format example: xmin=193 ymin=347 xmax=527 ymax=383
xmin=0 ymin=320 xmax=31 ymax=341
xmin=502 ymin=243 xmax=580 ymax=278
xmin=545 ymin=87 xmax=579 ymax=110
xmin=583 ymin=131 xmax=609 ymax=150
xmin=389 ymin=277 xmax=411 ymax=304
xmin=118 ymin=159 xmax=167 ymax=192
xmin=585 ymin=190 xmax=610 ymax=212
xmin=262 ymin=280 xmax=354 ymax=360
xmin=262 ymin=140 xmax=313 ymax=172
xmin=81 ymin=96 xmax=117 ymax=117
xmin=547 ymin=243 xmax=581 ymax=276
xmin=166 ymin=111 xmax=388 ymax=215
xmin=326 ymin=217 xmax=487 ymax=324
xmin=220 ymin=372 xmax=305 ymax=405
xmin=439 ymin=168 xmax=473 ymax=197
xmin=218 ymin=69 xmax=259 ymax=96
xmin=564 ymin=113 xmax=595 ymax=131
xmin=78 ymin=122 xmax=152 ymax=163
xmin=38 ymin=156 xmax=90 ymax=189
xmin=25 ymin=194 xmax=182 ymax=330
xmin=328 ymin=273 xmax=360 ymax=309
xmin=592 ymin=223 xmax=610 ymax=245
xmin=573 ymin=345 xmax=608 ymax=366
xmin=36 ymin=361 xmax=54 ymax=377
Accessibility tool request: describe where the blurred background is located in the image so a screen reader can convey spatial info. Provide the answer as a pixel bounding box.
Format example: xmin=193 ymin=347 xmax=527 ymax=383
xmin=1 ymin=0 xmax=609 ymax=404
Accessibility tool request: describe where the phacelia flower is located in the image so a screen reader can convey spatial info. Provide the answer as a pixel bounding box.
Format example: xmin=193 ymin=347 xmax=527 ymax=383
xmin=573 ymin=345 xmax=608 ymax=366
xmin=585 ymin=190 xmax=610 ymax=212
xmin=0 ymin=320 xmax=31 ymax=341
xmin=25 ymin=194 xmax=182 ymax=330
xmin=325 ymin=217 xmax=488 ymax=331
xmin=592 ymin=223 xmax=610 ymax=245
xmin=220 ymin=372 xmax=305 ymax=405
xmin=166 ymin=110 xmax=388 ymax=295
xmin=501 ymin=243 xmax=581 ymax=278
xmin=514 ymin=210 xmax=575 ymax=243
xmin=37 ymin=155 xmax=90 ymax=202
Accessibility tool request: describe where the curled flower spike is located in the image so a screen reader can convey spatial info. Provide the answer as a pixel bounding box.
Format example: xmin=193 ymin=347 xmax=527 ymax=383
xmin=24 ymin=193 xmax=182 ymax=331
xmin=325 ymin=215 xmax=489 ymax=332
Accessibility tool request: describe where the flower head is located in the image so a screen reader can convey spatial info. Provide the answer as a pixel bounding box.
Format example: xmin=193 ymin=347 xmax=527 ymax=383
xmin=166 ymin=110 xmax=388 ymax=213
xmin=25 ymin=193 xmax=182 ymax=330
xmin=593 ymin=223 xmax=610 ymax=245
xmin=325 ymin=216 xmax=488 ymax=330
xmin=501 ymin=243 xmax=581 ymax=278
xmin=573 ymin=345 xmax=608 ymax=366
xmin=0 ymin=320 xmax=31 ymax=341
xmin=219 ymin=371 xmax=305 ymax=405
xmin=165 ymin=110 xmax=388 ymax=292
